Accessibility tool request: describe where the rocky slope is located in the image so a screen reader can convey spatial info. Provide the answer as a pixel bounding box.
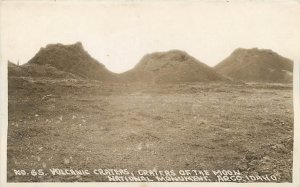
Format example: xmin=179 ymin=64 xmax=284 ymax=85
xmin=214 ymin=48 xmax=293 ymax=83
xmin=27 ymin=42 xmax=119 ymax=82
xmin=121 ymin=50 xmax=226 ymax=83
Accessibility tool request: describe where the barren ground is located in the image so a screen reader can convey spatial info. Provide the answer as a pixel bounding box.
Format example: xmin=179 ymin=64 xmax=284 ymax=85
xmin=7 ymin=77 xmax=293 ymax=182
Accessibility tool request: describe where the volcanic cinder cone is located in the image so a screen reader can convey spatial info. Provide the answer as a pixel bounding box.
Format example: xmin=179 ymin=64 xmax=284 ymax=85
xmin=121 ymin=49 xmax=227 ymax=83
xmin=214 ymin=48 xmax=293 ymax=83
xmin=27 ymin=42 xmax=119 ymax=82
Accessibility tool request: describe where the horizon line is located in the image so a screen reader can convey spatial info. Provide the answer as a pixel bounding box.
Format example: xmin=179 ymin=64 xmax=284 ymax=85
xmin=6 ymin=41 xmax=294 ymax=74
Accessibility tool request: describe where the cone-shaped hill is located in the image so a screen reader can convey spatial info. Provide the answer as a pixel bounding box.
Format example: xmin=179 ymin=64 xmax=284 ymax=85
xmin=214 ymin=48 xmax=293 ymax=83
xmin=27 ymin=42 xmax=119 ymax=82
xmin=121 ymin=50 xmax=227 ymax=83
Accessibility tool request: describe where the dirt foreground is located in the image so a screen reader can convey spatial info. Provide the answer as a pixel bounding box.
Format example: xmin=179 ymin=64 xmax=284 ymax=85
xmin=7 ymin=77 xmax=293 ymax=182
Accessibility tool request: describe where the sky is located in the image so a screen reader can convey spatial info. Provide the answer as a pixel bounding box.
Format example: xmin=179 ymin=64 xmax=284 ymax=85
xmin=1 ymin=0 xmax=300 ymax=73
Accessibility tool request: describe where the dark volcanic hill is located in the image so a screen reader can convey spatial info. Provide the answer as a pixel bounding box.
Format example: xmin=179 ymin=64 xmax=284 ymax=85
xmin=214 ymin=48 xmax=293 ymax=83
xmin=27 ymin=42 xmax=119 ymax=82
xmin=8 ymin=61 xmax=78 ymax=79
xmin=121 ymin=50 xmax=226 ymax=83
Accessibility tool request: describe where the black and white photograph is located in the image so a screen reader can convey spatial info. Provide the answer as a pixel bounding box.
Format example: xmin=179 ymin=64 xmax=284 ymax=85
xmin=0 ymin=0 xmax=300 ymax=186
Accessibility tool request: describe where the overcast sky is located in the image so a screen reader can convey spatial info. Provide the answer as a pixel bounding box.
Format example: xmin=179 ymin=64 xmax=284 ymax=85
xmin=1 ymin=0 xmax=300 ymax=73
